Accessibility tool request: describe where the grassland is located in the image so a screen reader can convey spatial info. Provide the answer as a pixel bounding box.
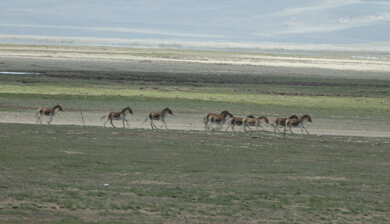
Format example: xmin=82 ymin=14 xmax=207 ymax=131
xmin=1 ymin=123 xmax=390 ymax=223
xmin=1 ymin=45 xmax=390 ymax=223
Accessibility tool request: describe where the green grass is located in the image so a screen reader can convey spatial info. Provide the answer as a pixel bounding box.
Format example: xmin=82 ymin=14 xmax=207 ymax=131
xmin=1 ymin=81 xmax=389 ymax=117
xmin=0 ymin=123 xmax=390 ymax=223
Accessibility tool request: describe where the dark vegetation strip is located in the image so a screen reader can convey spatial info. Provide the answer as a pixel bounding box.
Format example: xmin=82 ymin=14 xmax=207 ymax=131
xmin=7 ymin=71 xmax=390 ymax=88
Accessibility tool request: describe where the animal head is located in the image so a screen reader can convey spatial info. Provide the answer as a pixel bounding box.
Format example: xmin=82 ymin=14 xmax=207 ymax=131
xmin=301 ymin=115 xmax=312 ymax=122
xmin=289 ymin=114 xmax=299 ymax=119
xmin=123 ymin=107 xmax=133 ymax=114
xmin=258 ymin=116 xmax=269 ymax=124
xmin=163 ymin=108 xmax=173 ymax=115
xmin=54 ymin=105 xmax=63 ymax=111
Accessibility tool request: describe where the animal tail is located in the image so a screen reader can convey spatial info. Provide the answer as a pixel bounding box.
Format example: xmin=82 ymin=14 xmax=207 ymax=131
xmin=143 ymin=117 xmax=149 ymax=123
xmin=101 ymin=115 xmax=106 ymax=120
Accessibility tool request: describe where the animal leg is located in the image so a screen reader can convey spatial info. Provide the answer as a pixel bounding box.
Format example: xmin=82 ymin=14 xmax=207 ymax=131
xmin=243 ymin=123 xmax=251 ymax=132
xmin=237 ymin=125 xmax=245 ymax=132
xmin=36 ymin=114 xmax=42 ymax=124
xmin=206 ymin=122 xmax=212 ymax=131
xmin=271 ymin=123 xmax=276 ymax=132
xmin=124 ymin=119 xmax=130 ymax=128
xmin=206 ymin=121 xmax=214 ymax=131
xmin=204 ymin=122 xmax=209 ymax=131
xmin=110 ymin=119 xmax=116 ymax=128
xmin=257 ymin=124 xmax=265 ymax=133
xmin=217 ymin=123 xmax=223 ymax=131
xmin=47 ymin=115 xmax=53 ymax=125
xmin=150 ymin=120 xmax=157 ymax=129
xmin=244 ymin=124 xmax=252 ymax=132
xmin=225 ymin=124 xmax=232 ymax=131
xmin=158 ymin=118 xmax=167 ymax=129
xmin=34 ymin=111 xmax=42 ymax=123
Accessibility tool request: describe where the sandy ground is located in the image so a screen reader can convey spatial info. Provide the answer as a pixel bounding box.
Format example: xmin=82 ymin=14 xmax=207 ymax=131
xmin=1 ymin=45 xmax=390 ymax=73
xmin=1 ymin=44 xmax=390 ymax=79
xmin=1 ymin=45 xmax=390 ymax=137
xmin=1 ymin=110 xmax=389 ymax=138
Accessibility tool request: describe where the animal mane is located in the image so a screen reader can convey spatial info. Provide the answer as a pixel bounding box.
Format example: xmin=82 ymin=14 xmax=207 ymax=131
xmin=163 ymin=108 xmax=173 ymax=114
xmin=301 ymin=114 xmax=310 ymax=119
xmin=54 ymin=105 xmax=63 ymax=110
xmin=122 ymin=107 xmax=130 ymax=112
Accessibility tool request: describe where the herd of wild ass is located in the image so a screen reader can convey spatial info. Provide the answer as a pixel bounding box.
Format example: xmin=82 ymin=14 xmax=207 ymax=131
xmin=34 ymin=105 xmax=312 ymax=134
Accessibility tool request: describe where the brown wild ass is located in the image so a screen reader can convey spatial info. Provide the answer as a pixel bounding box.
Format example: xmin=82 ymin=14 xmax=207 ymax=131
xmin=101 ymin=107 xmax=133 ymax=128
xmin=225 ymin=115 xmax=255 ymax=132
xmin=35 ymin=104 xmax=63 ymax=124
xmin=272 ymin=115 xmax=299 ymax=132
xmin=144 ymin=108 xmax=174 ymax=129
xmin=284 ymin=115 xmax=313 ymax=134
xmin=243 ymin=116 xmax=269 ymax=132
xmin=204 ymin=110 xmax=233 ymax=131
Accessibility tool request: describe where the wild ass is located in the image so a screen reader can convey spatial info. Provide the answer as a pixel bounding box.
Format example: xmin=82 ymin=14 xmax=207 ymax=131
xmin=225 ymin=115 xmax=255 ymax=132
xmin=243 ymin=116 xmax=269 ymax=132
xmin=284 ymin=115 xmax=313 ymax=134
xmin=35 ymin=104 xmax=63 ymax=124
xmin=144 ymin=108 xmax=174 ymax=129
xmin=272 ymin=115 xmax=299 ymax=132
xmin=101 ymin=107 xmax=133 ymax=128
xmin=204 ymin=110 xmax=233 ymax=131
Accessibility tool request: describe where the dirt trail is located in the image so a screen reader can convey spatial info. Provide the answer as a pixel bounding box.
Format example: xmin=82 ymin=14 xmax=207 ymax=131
xmin=1 ymin=111 xmax=389 ymax=138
